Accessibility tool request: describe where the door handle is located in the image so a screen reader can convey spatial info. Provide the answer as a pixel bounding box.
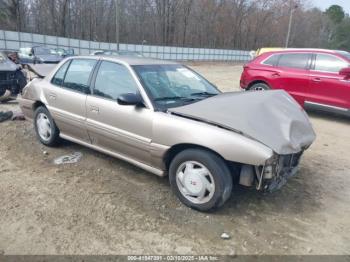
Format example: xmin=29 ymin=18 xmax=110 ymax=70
xmin=312 ymin=78 xmax=322 ymax=83
xmin=48 ymin=93 xmax=56 ymax=100
xmin=90 ymin=106 xmax=99 ymax=113
xmin=271 ymin=72 xmax=280 ymax=77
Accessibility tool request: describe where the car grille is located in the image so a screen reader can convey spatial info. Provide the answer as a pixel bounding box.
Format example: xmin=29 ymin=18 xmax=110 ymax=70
xmin=0 ymin=72 xmax=8 ymax=80
xmin=0 ymin=72 xmax=15 ymax=80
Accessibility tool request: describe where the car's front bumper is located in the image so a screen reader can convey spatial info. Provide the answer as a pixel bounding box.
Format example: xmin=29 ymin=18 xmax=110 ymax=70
xmin=265 ymin=165 xmax=299 ymax=192
xmin=261 ymin=152 xmax=303 ymax=192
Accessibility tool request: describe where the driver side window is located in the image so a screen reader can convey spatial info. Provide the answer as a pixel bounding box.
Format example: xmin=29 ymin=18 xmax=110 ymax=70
xmin=93 ymin=61 xmax=139 ymax=100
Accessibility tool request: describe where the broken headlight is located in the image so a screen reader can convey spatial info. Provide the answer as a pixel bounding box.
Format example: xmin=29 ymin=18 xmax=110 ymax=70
xmin=255 ymin=154 xmax=279 ymax=190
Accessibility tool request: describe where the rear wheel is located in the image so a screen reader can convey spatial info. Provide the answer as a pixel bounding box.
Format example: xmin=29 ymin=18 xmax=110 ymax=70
xmin=249 ymin=82 xmax=270 ymax=91
xmin=169 ymin=149 xmax=233 ymax=211
xmin=34 ymin=106 xmax=60 ymax=146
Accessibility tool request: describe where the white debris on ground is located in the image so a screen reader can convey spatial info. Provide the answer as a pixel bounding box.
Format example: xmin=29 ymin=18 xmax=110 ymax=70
xmin=221 ymin=233 xmax=231 ymax=240
xmin=53 ymin=152 xmax=83 ymax=165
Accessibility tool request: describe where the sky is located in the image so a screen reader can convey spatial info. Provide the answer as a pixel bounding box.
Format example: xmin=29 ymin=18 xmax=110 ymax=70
xmin=310 ymin=0 xmax=350 ymax=13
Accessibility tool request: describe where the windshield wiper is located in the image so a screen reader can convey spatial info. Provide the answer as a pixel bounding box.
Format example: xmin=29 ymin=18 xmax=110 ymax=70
xmin=154 ymin=96 xmax=196 ymax=101
xmin=190 ymin=91 xmax=217 ymax=97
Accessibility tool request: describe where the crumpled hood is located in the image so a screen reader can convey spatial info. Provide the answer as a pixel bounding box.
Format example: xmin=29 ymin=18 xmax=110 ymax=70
xmin=169 ymin=90 xmax=316 ymax=155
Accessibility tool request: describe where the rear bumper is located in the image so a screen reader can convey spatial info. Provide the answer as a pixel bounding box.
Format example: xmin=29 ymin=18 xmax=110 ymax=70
xmin=17 ymin=95 xmax=35 ymax=120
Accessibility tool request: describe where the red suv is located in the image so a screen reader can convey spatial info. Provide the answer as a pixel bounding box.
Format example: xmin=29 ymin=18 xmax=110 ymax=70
xmin=240 ymin=49 xmax=350 ymax=116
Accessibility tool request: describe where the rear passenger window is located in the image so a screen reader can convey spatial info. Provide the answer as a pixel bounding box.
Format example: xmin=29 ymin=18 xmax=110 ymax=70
xmin=314 ymin=54 xmax=348 ymax=73
xmin=262 ymin=54 xmax=279 ymax=66
xmin=277 ymin=53 xmax=309 ymax=69
xmin=51 ymin=61 xmax=70 ymax=86
xmin=63 ymin=59 xmax=96 ymax=93
xmin=93 ymin=61 xmax=139 ymax=100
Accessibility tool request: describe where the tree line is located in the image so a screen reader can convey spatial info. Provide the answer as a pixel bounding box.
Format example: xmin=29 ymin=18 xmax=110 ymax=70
xmin=0 ymin=0 xmax=349 ymax=51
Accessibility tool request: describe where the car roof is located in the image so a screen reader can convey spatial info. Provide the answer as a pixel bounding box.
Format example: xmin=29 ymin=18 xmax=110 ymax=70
xmin=76 ymin=55 xmax=179 ymax=66
xmin=262 ymin=48 xmax=345 ymax=55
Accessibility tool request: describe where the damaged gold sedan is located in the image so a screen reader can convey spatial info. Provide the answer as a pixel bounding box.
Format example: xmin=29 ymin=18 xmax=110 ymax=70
xmin=18 ymin=56 xmax=316 ymax=211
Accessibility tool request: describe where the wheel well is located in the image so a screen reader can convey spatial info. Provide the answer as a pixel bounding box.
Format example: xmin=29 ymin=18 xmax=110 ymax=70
xmin=164 ymin=144 xmax=219 ymax=169
xmin=32 ymin=101 xmax=46 ymax=111
xmin=163 ymin=143 xmax=241 ymax=180
xmin=247 ymin=80 xmax=269 ymax=90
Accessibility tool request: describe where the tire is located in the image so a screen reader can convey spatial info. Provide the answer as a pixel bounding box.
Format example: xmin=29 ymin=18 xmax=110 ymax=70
xmin=34 ymin=106 xmax=60 ymax=146
xmin=169 ymin=149 xmax=233 ymax=212
xmin=249 ymin=82 xmax=270 ymax=91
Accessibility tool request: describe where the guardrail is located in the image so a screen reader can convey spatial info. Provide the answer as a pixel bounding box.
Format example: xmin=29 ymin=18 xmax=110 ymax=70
xmin=0 ymin=30 xmax=250 ymax=61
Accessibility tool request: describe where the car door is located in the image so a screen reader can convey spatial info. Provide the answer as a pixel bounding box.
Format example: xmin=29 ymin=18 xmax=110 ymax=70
xmin=271 ymin=52 xmax=312 ymax=105
xmin=86 ymin=60 xmax=153 ymax=165
xmin=308 ymin=53 xmax=350 ymax=110
xmin=44 ymin=58 xmax=97 ymax=143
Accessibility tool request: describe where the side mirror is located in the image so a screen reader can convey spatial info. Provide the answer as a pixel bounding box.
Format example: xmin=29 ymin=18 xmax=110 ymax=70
xmin=28 ymin=53 xmax=33 ymax=57
xmin=117 ymin=93 xmax=143 ymax=106
xmin=339 ymin=67 xmax=350 ymax=77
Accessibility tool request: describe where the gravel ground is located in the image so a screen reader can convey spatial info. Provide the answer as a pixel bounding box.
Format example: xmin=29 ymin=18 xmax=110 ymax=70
xmin=0 ymin=63 xmax=349 ymax=255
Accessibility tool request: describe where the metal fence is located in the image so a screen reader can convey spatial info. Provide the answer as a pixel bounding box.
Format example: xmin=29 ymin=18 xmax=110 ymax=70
xmin=0 ymin=30 xmax=251 ymax=62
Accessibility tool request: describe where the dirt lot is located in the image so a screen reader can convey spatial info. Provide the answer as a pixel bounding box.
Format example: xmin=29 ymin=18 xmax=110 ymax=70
xmin=0 ymin=63 xmax=349 ymax=255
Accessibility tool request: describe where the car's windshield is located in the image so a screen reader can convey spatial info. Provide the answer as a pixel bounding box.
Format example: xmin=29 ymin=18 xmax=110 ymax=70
xmin=34 ymin=46 xmax=54 ymax=55
xmin=132 ymin=64 xmax=220 ymax=109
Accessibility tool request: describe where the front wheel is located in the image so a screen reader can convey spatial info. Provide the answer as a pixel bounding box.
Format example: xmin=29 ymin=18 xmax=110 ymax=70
xmin=169 ymin=149 xmax=233 ymax=212
xmin=34 ymin=106 xmax=60 ymax=146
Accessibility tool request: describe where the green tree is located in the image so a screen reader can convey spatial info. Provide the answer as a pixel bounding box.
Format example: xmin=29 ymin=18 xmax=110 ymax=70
xmin=329 ymin=17 xmax=350 ymax=50
xmin=325 ymin=5 xmax=345 ymax=24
